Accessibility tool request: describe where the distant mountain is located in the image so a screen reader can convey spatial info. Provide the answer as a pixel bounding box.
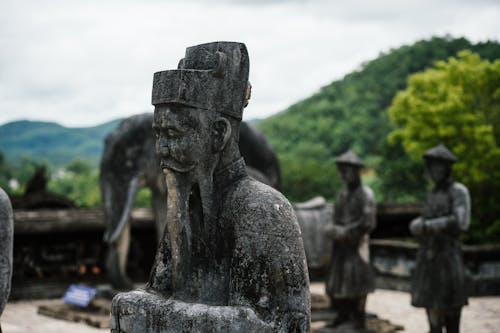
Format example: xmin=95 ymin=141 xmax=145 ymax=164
xmin=0 ymin=116 xmax=264 ymax=169
xmin=0 ymin=119 xmax=122 ymax=168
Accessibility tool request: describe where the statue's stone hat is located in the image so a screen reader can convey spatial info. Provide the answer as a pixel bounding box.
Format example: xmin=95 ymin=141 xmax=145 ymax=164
xmin=152 ymin=42 xmax=250 ymax=120
xmin=423 ymin=144 xmax=457 ymax=163
xmin=335 ymin=150 xmax=364 ymax=167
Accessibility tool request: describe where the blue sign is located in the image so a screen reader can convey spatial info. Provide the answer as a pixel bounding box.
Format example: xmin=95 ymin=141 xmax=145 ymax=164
xmin=63 ymin=284 xmax=96 ymax=307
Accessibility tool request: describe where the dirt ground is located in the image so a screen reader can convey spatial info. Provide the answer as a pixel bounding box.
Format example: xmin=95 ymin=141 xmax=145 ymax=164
xmin=2 ymin=284 xmax=499 ymax=332
xmin=311 ymin=283 xmax=500 ymax=333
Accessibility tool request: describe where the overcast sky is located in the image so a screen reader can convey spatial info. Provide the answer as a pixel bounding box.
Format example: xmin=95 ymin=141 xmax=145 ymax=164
xmin=1 ymin=0 xmax=499 ymax=127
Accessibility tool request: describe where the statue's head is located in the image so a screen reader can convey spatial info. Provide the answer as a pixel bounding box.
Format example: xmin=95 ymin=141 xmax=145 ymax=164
xmin=151 ymin=42 xmax=250 ymax=183
xmin=423 ymin=144 xmax=456 ymax=185
xmin=335 ymin=150 xmax=363 ymax=187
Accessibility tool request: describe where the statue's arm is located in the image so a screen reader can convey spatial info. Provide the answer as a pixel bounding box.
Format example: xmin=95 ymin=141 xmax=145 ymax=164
xmin=448 ymin=183 xmax=470 ymax=232
xmin=410 ymin=216 xmax=425 ymax=235
xmin=423 ymin=184 xmax=471 ymax=234
xmin=335 ymin=188 xmax=376 ymax=241
xmin=328 ymin=191 xmax=348 ymax=239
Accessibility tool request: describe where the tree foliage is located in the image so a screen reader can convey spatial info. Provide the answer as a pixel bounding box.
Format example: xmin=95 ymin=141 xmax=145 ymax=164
xmin=0 ymin=151 xmax=12 ymax=191
xmin=388 ymin=51 xmax=500 ymax=243
xmin=48 ymin=159 xmax=101 ymax=207
xmin=258 ymin=36 xmax=500 ymax=203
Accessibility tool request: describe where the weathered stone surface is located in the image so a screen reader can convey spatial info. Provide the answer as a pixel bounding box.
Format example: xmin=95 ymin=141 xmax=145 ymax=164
xmin=294 ymin=197 xmax=333 ymax=271
xmin=110 ymin=42 xmax=310 ymax=332
xmin=0 ymin=187 xmax=13 ymax=330
xmin=409 ymin=144 xmax=470 ymax=332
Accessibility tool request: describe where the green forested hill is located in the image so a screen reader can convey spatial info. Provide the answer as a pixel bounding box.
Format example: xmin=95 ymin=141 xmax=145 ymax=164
xmin=258 ymin=36 xmax=500 ymax=201
xmin=0 ymin=119 xmax=121 ymax=168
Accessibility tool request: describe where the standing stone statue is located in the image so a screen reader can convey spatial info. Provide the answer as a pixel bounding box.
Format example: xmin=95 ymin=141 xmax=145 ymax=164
xmin=326 ymin=150 xmax=376 ymax=330
xmin=0 ymin=188 xmax=13 ymax=333
xmin=409 ymin=144 xmax=470 ymax=333
xmin=111 ymin=42 xmax=310 ymax=332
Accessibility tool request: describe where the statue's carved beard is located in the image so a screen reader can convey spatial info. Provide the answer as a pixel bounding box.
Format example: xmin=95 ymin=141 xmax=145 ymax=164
xmin=162 ymin=153 xmax=219 ymax=283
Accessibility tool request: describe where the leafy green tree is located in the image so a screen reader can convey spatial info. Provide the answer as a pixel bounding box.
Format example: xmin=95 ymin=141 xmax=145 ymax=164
xmin=0 ymin=151 xmax=12 ymax=191
xmin=48 ymin=158 xmax=152 ymax=208
xmin=48 ymin=159 xmax=101 ymax=207
xmin=134 ymin=188 xmax=152 ymax=207
xmin=9 ymin=158 xmax=41 ymax=195
xmin=66 ymin=159 xmax=92 ymax=175
xmin=388 ymin=51 xmax=500 ymax=243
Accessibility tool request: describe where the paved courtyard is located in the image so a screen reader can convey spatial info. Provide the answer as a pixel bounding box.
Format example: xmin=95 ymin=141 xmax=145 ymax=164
xmin=2 ymin=284 xmax=499 ymax=332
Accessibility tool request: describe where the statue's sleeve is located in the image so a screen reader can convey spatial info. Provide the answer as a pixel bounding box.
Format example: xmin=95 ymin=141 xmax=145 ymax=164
xmin=342 ymin=187 xmax=376 ymax=240
xmin=424 ymin=183 xmax=470 ymax=234
xmin=451 ymin=183 xmax=471 ymax=232
xmin=229 ymin=196 xmax=311 ymax=332
xmin=329 ymin=191 xmax=348 ymax=239
xmin=333 ymin=191 xmax=342 ymax=226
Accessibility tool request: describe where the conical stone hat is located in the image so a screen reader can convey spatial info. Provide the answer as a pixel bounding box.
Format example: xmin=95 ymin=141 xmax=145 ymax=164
xmin=423 ymin=144 xmax=457 ymax=163
xmin=335 ymin=150 xmax=364 ymax=167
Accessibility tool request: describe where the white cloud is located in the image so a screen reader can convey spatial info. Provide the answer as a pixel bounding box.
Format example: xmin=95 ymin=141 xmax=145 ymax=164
xmin=0 ymin=0 xmax=499 ymax=126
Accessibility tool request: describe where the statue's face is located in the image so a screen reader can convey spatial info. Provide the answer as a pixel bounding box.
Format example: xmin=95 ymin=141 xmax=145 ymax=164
xmin=153 ymin=104 xmax=214 ymax=175
xmin=337 ymin=164 xmax=361 ymax=185
xmin=426 ymin=159 xmax=451 ymax=184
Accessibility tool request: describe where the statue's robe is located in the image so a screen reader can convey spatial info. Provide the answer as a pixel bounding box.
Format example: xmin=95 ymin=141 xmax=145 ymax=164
xmin=111 ymin=158 xmax=310 ymax=332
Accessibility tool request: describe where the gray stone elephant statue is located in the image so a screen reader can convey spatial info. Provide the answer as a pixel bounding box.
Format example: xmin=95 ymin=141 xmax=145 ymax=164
xmin=0 ymin=187 xmax=13 ymax=332
xmin=100 ymin=113 xmax=281 ymax=290
xmin=293 ymin=196 xmax=333 ymax=275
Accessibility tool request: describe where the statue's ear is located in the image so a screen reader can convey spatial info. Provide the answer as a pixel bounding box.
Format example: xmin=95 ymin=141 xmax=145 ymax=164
xmin=212 ymin=117 xmax=231 ymax=152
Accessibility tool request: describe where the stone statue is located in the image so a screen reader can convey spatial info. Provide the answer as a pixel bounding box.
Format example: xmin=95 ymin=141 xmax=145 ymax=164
xmin=294 ymin=197 xmax=333 ymax=273
xmin=0 ymin=188 xmax=13 ymax=333
xmin=101 ymin=114 xmax=281 ymax=291
xmin=326 ymin=150 xmax=376 ymax=330
xmin=409 ymin=144 xmax=470 ymax=333
xmin=110 ymin=42 xmax=310 ymax=332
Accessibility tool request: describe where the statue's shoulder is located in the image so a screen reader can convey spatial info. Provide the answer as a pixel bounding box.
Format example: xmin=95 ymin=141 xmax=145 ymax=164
xmin=227 ymin=177 xmax=301 ymax=238
xmin=450 ymin=182 xmax=470 ymax=201
xmin=0 ymin=187 xmax=12 ymax=212
xmin=0 ymin=187 xmax=8 ymax=201
xmin=361 ymin=185 xmax=375 ymax=203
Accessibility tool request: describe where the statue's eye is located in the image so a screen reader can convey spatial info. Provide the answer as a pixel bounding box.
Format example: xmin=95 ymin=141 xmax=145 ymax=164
xmin=166 ymin=128 xmax=181 ymax=138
